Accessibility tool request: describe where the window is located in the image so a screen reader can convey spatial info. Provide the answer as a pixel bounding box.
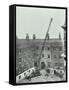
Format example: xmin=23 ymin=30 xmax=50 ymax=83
xmin=60 ymin=71 xmax=62 ymax=74
xmin=41 ymin=62 xmax=46 ymax=69
xmin=24 ymin=73 xmax=26 ymax=76
xmin=48 ymin=55 xmax=50 ymax=58
xmin=19 ymin=75 xmax=21 ymax=79
xmin=55 ymin=63 xmax=58 ymax=65
xmin=34 ymin=62 xmax=37 ymax=67
xmin=59 ymin=47 xmax=62 ymax=51
xmin=54 ymin=55 xmax=56 ymax=58
xmin=28 ymin=70 xmax=30 ymax=72
xmin=47 ymin=47 xmax=50 ymax=50
xmin=42 ymin=54 xmax=44 ymax=57
xmin=53 ymin=47 xmax=59 ymax=51
xmin=59 ymin=55 xmax=62 ymax=59
xmin=53 ymin=47 xmax=56 ymax=50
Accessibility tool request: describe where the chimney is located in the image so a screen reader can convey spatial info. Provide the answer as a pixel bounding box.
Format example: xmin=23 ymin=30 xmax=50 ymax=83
xmin=26 ymin=33 xmax=29 ymax=40
xmin=33 ymin=34 xmax=36 ymax=40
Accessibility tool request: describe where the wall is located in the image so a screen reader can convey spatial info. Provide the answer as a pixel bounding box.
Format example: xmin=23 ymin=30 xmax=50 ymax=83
xmin=16 ymin=67 xmax=35 ymax=83
xmin=51 ymin=45 xmax=64 ymax=68
xmin=40 ymin=49 xmax=51 ymax=68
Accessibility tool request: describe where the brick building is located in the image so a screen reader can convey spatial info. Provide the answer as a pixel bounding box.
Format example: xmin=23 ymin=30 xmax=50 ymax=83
xmin=16 ymin=34 xmax=64 ymax=76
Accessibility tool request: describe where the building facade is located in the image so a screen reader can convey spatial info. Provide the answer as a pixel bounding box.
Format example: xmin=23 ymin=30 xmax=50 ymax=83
xmin=16 ymin=35 xmax=64 ymax=76
xmin=40 ymin=39 xmax=64 ymax=69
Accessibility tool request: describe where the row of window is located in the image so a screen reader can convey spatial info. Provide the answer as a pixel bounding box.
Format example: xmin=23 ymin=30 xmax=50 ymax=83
xmin=53 ymin=47 xmax=62 ymax=51
xmin=54 ymin=55 xmax=62 ymax=59
xmin=42 ymin=54 xmax=62 ymax=59
xmin=36 ymin=46 xmax=62 ymax=51
xmin=18 ymin=69 xmax=35 ymax=79
xmin=18 ymin=70 xmax=30 ymax=79
xmin=55 ymin=63 xmax=63 ymax=67
xmin=42 ymin=54 xmax=50 ymax=58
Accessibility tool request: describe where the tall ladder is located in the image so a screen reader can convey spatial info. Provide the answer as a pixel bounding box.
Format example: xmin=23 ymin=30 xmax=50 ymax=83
xmin=37 ymin=18 xmax=53 ymax=69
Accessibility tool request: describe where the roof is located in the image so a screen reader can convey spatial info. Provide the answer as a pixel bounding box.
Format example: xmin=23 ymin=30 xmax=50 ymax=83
xmin=16 ymin=39 xmax=63 ymax=49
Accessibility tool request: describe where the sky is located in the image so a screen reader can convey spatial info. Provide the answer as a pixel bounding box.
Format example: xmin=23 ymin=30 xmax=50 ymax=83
xmin=16 ymin=6 xmax=65 ymax=39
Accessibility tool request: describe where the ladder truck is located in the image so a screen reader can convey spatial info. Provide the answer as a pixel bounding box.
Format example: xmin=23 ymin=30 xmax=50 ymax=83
xmin=35 ymin=18 xmax=53 ymax=71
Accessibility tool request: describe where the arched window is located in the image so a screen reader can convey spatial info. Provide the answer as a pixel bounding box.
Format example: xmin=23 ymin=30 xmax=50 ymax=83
xmin=24 ymin=73 xmax=26 ymax=76
xmin=28 ymin=70 xmax=30 ymax=72
xmin=41 ymin=62 xmax=46 ymax=69
xmin=48 ymin=55 xmax=50 ymax=58
xmin=19 ymin=75 xmax=21 ymax=79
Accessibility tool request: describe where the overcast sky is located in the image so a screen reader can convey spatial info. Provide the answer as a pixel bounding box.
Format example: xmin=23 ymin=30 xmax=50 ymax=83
xmin=16 ymin=6 xmax=65 ymax=39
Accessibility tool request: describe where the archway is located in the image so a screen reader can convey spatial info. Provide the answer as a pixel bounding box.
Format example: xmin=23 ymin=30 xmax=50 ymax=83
xmin=41 ymin=62 xmax=46 ymax=69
